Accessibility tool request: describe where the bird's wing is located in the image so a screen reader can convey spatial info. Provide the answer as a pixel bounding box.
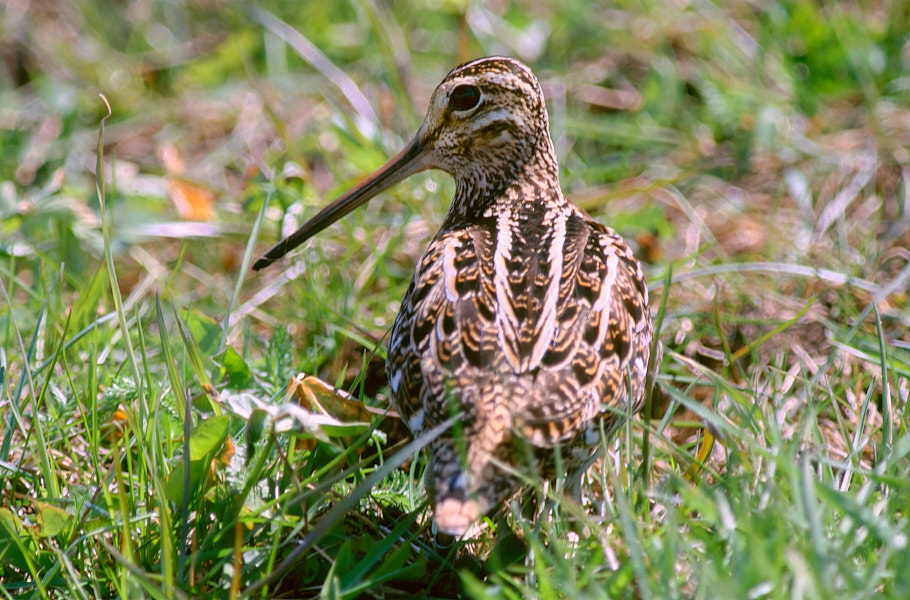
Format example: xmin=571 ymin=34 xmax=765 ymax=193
xmin=387 ymin=226 xmax=500 ymax=432
xmin=511 ymin=216 xmax=653 ymax=446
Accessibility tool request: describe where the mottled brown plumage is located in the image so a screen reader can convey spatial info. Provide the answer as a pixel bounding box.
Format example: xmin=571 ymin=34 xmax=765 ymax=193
xmin=254 ymin=57 xmax=657 ymax=536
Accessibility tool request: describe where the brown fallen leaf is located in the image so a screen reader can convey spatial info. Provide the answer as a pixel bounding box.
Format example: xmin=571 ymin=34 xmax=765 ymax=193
xmin=168 ymin=178 xmax=215 ymax=221
xmin=289 ymin=372 xmax=410 ymax=450
xmin=158 ymin=143 xmax=215 ymax=220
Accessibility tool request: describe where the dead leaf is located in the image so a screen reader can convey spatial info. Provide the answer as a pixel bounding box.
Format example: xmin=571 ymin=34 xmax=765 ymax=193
xmin=290 ymin=372 xmax=390 ymax=423
xmin=158 ymin=143 xmax=215 ymax=220
xmin=168 ymin=178 xmax=215 ymax=221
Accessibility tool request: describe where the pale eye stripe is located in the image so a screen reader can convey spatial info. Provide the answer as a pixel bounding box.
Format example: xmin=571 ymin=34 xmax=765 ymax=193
xmin=466 ymin=108 xmax=515 ymax=129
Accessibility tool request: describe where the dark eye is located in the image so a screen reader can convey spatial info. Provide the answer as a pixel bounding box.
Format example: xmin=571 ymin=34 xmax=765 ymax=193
xmin=449 ymin=85 xmax=481 ymax=111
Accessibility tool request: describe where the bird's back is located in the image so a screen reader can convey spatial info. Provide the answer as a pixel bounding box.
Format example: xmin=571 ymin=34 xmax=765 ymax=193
xmin=387 ymin=188 xmax=653 ymax=533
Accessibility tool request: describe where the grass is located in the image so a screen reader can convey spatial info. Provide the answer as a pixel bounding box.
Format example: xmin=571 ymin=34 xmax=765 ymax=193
xmin=2 ymin=0 xmax=909 ymax=598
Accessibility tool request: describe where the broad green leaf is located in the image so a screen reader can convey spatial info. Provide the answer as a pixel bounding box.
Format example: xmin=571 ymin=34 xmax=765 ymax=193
xmin=0 ymin=508 xmax=32 ymax=571
xmin=32 ymin=500 xmax=72 ymax=538
xmin=163 ymin=415 xmax=230 ymax=505
xmin=187 ymin=415 xmax=230 ymax=461
xmin=222 ymin=345 xmax=252 ymax=388
xmin=182 ymin=309 xmax=221 ymax=358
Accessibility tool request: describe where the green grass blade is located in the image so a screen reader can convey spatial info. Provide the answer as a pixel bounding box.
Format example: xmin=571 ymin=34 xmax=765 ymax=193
xmin=242 ymin=417 xmax=455 ymax=598
xmin=93 ymin=95 xmax=143 ymax=396
xmin=155 ymin=293 xmax=193 ymax=582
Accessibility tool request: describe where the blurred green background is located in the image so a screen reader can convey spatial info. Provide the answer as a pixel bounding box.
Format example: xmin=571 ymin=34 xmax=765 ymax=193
xmin=2 ymin=0 xmax=909 ymax=598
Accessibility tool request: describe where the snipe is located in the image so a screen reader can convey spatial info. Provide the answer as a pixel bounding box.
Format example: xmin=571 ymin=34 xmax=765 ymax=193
xmin=254 ymin=57 xmax=657 ymax=536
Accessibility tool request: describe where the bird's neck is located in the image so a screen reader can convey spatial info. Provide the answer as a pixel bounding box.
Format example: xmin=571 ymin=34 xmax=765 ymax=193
xmin=444 ymin=136 xmax=567 ymax=227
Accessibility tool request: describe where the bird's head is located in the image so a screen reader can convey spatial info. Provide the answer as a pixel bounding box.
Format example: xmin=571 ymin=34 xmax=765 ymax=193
xmin=415 ymin=56 xmax=552 ymax=184
xmin=253 ymin=56 xmax=554 ymax=270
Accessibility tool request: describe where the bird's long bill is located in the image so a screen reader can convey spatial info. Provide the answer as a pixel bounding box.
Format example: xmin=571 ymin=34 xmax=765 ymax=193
xmin=253 ymin=136 xmax=427 ymax=271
